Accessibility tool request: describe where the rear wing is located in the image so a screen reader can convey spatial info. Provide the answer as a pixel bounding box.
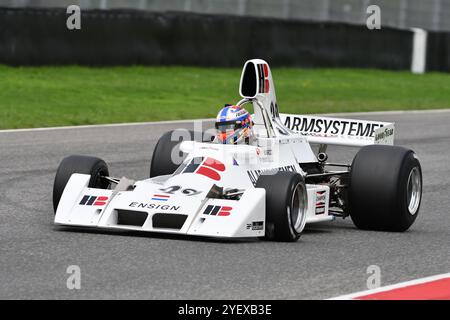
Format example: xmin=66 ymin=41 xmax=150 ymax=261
xmin=280 ymin=113 xmax=395 ymax=147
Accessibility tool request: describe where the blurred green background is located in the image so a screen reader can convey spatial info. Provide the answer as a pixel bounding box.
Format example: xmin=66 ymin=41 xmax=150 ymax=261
xmin=1 ymin=65 xmax=450 ymax=129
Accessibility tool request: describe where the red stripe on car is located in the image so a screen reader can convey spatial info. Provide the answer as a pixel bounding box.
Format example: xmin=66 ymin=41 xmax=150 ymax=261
xmin=196 ymin=166 xmax=221 ymax=181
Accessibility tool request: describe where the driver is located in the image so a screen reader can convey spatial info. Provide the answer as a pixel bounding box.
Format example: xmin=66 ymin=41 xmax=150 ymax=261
xmin=215 ymin=105 xmax=254 ymax=145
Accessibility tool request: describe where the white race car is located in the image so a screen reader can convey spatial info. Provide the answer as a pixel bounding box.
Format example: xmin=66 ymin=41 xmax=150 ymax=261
xmin=53 ymin=59 xmax=422 ymax=241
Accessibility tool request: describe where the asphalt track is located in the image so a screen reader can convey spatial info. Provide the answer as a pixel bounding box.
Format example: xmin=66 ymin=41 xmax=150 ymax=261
xmin=0 ymin=110 xmax=449 ymax=299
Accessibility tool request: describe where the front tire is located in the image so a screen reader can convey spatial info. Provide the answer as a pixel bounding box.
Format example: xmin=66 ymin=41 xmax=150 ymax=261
xmin=349 ymin=145 xmax=422 ymax=232
xmin=53 ymin=155 xmax=109 ymax=213
xmin=256 ymin=171 xmax=308 ymax=242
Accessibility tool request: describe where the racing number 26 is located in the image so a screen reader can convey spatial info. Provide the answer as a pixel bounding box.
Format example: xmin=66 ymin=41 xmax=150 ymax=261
xmin=159 ymin=185 xmax=201 ymax=196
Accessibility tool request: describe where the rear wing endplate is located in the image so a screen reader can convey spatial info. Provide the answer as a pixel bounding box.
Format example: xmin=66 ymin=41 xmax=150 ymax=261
xmin=280 ymin=113 xmax=395 ymax=147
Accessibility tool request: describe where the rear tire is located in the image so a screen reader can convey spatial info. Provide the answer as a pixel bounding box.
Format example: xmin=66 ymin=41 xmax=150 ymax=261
xmin=256 ymin=171 xmax=308 ymax=242
xmin=150 ymin=130 xmax=213 ymax=178
xmin=53 ymin=155 xmax=109 ymax=213
xmin=349 ymin=145 xmax=422 ymax=232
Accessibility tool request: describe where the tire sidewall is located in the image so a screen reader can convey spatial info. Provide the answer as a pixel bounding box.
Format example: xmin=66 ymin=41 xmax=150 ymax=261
xmin=397 ymin=152 xmax=422 ymax=231
xmin=53 ymin=155 xmax=109 ymax=213
xmin=257 ymin=172 xmax=306 ymax=242
xmin=284 ymin=179 xmax=303 ymax=241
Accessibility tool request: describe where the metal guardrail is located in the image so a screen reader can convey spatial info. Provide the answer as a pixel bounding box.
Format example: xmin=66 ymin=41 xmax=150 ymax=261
xmin=1 ymin=0 xmax=450 ymax=32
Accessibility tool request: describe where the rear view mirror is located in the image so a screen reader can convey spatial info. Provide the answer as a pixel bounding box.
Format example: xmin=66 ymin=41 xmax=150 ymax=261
xmin=239 ymin=61 xmax=259 ymax=98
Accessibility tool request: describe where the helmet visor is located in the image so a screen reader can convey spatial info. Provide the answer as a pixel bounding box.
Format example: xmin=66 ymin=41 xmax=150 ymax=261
xmin=215 ymin=120 xmax=243 ymax=133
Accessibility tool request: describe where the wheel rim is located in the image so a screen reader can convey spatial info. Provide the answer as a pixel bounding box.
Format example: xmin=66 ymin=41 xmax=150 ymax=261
xmin=406 ymin=166 xmax=422 ymax=215
xmin=290 ymin=183 xmax=308 ymax=233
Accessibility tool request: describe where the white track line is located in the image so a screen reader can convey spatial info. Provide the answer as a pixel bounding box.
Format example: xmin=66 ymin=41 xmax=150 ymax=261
xmin=0 ymin=118 xmax=214 ymax=133
xmin=1 ymin=109 xmax=449 ymax=133
xmin=328 ymin=272 xmax=450 ymax=300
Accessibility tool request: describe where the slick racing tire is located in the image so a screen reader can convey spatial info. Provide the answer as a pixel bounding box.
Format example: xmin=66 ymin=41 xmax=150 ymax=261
xmin=256 ymin=171 xmax=308 ymax=242
xmin=349 ymin=145 xmax=422 ymax=232
xmin=150 ymin=129 xmax=214 ymax=178
xmin=53 ymin=155 xmax=110 ymax=213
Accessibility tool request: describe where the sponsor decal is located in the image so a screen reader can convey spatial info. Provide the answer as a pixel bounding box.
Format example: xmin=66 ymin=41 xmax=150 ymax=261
xmin=79 ymin=195 xmax=108 ymax=206
xmin=315 ymin=205 xmax=326 ymax=215
xmin=158 ymin=185 xmax=202 ymax=197
xmin=129 ymin=202 xmax=180 ymax=211
xmin=200 ymin=146 xmax=220 ymax=151
xmin=247 ymin=165 xmax=298 ymax=186
xmin=257 ymin=63 xmax=270 ymax=93
xmin=246 ymin=221 xmax=264 ymax=231
xmin=270 ymin=102 xmax=280 ymax=119
xmin=374 ymin=127 xmax=394 ymax=141
xmin=283 ymin=116 xmax=384 ymax=138
xmin=315 ymin=191 xmax=326 ymax=215
xmin=316 ymin=190 xmax=326 ymax=202
xmin=181 ymin=157 xmax=225 ymax=181
xmin=234 ymin=109 xmax=247 ymax=117
xmin=203 ymin=205 xmax=232 ymax=217
xmin=151 ymin=194 xmax=170 ymax=201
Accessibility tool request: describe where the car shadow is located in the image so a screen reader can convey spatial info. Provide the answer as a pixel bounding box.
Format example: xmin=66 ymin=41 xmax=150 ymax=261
xmin=303 ymin=220 xmax=357 ymax=233
xmin=54 ymin=220 xmax=363 ymax=243
xmin=54 ymin=226 xmax=259 ymax=244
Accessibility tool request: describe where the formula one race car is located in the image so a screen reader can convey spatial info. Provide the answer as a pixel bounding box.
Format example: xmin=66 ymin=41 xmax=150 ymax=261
xmin=53 ymin=59 xmax=423 ymax=242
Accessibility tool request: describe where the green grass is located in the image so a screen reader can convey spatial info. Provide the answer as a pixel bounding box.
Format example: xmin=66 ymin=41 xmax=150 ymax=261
xmin=1 ymin=65 xmax=450 ymax=129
